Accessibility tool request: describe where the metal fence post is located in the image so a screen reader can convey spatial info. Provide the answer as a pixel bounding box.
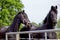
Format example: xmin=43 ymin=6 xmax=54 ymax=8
xmin=16 ymin=33 xmax=20 ymax=40
xmin=29 ymin=33 xmax=31 ymax=40
xmin=6 ymin=34 xmax=8 ymax=40
xmin=45 ymin=32 xmax=47 ymax=40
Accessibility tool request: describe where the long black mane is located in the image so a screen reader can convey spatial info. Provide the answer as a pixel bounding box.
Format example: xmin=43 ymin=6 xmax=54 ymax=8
xmin=7 ymin=12 xmax=22 ymax=32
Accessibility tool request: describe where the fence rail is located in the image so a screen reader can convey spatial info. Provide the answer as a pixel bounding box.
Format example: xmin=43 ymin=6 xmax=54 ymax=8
xmin=6 ymin=29 xmax=60 ymax=40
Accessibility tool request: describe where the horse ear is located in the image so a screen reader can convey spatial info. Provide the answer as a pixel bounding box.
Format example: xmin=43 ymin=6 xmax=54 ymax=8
xmin=55 ymin=6 xmax=57 ymax=9
xmin=23 ymin=10 xmax=25 ymax=13
xmin=51 ymin=6 xmax=54 ymax=9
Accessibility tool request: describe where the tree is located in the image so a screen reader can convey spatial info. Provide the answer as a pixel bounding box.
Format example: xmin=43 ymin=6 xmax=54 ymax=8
xmin=0 ymin=0 xmax=24 ymax=27
xmin=57 ymin=18 xmax=60 ymax=28
xmin=38 ymin=23 xmax=42 ymax=27
xmin=57 ymin=18 xmax=60 ymax=38
xmin=31 ymin=22 xmax=39 ymax=27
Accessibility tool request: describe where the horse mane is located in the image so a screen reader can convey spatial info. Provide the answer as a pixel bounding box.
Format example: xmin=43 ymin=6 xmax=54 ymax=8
xmin=7 ymin=11 xmax=23 ymax=32
xmin=43 ymin=13 xmax=50 ymax=24
xmin=43 ymin=15 xmax=48 ymax=24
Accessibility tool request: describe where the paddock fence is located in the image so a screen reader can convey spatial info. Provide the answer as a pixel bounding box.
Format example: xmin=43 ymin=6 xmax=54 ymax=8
xmin=6 ymin=29 xmax=60 ymax=40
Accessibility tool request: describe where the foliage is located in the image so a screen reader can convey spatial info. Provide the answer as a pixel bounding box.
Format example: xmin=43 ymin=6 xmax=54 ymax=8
xmin=57 ymin=18 xmax=60 ymax=38
xmin=31 ymin=22 xmax=41 ymax=27
xmin=38 ymin=23 xmax=42 ymax=27
xmin=57 ymin=32 xmax=60 ymax=39
xmin=57 ymin=19 xmax=60 ymax=28
xmin=0 ymin=0 xmax=24 ymax=27
xmin=19 ymin=23 xmax=24 ymax=31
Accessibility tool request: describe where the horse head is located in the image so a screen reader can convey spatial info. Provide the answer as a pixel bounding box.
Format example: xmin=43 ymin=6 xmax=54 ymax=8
xmin=43 ymin=6 xmax=58 ymax=26
xmin=18 ymin=10 xmax=30 ymax=27
xmin=50 ymin=6 xmax=58 ymax=26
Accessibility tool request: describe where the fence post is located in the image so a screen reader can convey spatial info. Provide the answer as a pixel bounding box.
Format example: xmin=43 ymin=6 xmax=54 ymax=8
xmin=16 ymin=33 xmax=20 ymax=40
xmin=29 ymin=33 xmax=31 ymax=40
xmin=6 ymin=34 xmax=8 ymax=40
xmin=45 ymin=32 xmax=47 ymax=40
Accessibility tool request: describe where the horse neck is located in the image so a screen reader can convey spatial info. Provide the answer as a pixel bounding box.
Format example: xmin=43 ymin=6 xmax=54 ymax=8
xmin=7 ymin=17 xmax=21 ymax=32
xmin=44 ymin=13 xmax=54 ymax=29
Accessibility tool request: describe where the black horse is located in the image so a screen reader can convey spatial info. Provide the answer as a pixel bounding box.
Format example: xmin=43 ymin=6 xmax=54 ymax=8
xmin=31 ymin=6 xmax=58 ymax=39
xmin=0 ymin=10 xmax=30 ymax=40
xmin=20 ymin=6 xmax=58 ymax=40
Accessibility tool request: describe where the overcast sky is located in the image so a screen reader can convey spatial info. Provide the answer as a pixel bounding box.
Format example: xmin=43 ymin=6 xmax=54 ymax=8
xmin=21 ymin=0 xmax=60 ymax=24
